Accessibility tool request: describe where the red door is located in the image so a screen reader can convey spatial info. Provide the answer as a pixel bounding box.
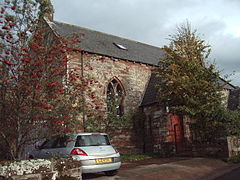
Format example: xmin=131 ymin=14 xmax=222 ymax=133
xmin=167 ymin=114 xmax=185 ymax=153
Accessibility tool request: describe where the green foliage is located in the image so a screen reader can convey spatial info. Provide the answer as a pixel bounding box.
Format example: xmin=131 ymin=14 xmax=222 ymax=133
xmin=220 ymin=110 xmax=240 ymax=137
xmin=85 ymin=99 xmax=130 ymax=133
xmin=156 ymin=22 xmax=226 ymax=141
xmin=121 ymin=154 xmax=153 ymax=162
xmin=224 ymin=153 xmax=240 ymax=164
xmin=37 ymin=0 xmax=54 ymax=19
xmin=191 ymin=108 xmax=240 ymax=141
xmin=132 ymin=109 xmax=146 ymax=147
xmin=189 ymin=105 xmax=228 ymax=141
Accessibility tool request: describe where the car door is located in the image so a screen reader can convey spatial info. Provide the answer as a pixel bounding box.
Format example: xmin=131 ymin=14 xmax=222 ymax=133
xmin=50 ymin=136 xmax=70 ymax=158
xmin=37 ymin=138 xmax=57 ymax=159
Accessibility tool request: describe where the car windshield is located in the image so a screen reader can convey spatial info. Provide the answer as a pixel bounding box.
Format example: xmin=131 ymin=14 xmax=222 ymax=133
xmin=75 ymin=134 xmax=110 ymax=147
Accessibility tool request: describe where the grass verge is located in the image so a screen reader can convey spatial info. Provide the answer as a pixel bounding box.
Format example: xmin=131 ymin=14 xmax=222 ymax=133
xmin=121 ymin=154 xmax=157 ymax=162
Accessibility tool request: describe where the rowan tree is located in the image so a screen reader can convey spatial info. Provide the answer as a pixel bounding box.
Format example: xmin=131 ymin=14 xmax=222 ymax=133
xmin=0 ymin=0 xmax=100 ymax=160
xmin=156 ymin=22 xmax=226 ymax=141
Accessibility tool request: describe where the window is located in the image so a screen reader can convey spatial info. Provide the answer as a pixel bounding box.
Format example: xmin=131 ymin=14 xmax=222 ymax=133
xmin=107 ymin=78 xmax=125 ymax=116
xmin=40 ymin=139 xmax=56 ymax=149
xmin=40 ymin=136 xmax=69 ymax=149
xmin=75 ymin=135 xmax=110 ymax=147
xmin=54 ymin=136 xmax=69 ymax=148
xmin=113 ymin=42 xmax=128 ymax=50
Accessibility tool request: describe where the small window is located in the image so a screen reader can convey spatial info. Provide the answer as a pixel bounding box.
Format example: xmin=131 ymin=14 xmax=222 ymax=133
xmin=113 ymin=42 xmax=127 ymax=50
xmin=107 ymin=78 xmax=125 ymax=116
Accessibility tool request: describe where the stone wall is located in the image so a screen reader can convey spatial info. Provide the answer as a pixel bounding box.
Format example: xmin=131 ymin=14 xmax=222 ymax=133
xmin=143 ymin=104 xmax=175 ymax=156
xmin=110 ymin=129 xmax=143 ymax=154
xmin=142 ymin=105 xmax=193 ymax=156
xmin=68 ymin=51 xmax=152 ymax=154
xmin=0 ymin=157 xmax=82 ymax=180
xmin=191 ymin=140 xmax=229 ymax=158
xmin=81 ymin=52 xmax=151 ymax=112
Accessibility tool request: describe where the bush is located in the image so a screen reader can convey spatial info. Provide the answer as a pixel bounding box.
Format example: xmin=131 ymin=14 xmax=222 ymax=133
xmin=121 ymin=154 xmax=154 ymax=162
xmin=224 ymin=154 xmax=240 ymax=163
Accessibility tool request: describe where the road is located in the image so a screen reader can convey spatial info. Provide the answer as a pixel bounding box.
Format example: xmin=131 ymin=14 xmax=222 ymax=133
xmin=214 ymin=167 xmax=240 ymax=180
xmin=82 ymin=157 xmax=230 ymax=180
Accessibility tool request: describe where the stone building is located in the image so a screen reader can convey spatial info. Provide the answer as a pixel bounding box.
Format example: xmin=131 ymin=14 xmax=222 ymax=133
xmin=140 ymin=72 xmax=236 ymax=155
xmin=43 ymin=17 xmax=236 ymax=155
xmin=228 ymin=88 xmax=240 ymax=110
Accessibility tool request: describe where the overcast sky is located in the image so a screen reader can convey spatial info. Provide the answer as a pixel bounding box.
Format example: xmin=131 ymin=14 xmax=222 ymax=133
xmin=51 ymin=0 xmax=240 ymax=86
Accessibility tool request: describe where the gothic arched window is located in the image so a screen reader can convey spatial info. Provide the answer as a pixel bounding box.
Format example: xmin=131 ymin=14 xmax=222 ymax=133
xmin=107 ymin=78 xmax=125 ymax=116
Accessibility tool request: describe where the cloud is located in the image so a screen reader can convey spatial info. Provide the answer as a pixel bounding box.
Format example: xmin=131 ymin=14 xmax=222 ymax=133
xmin=212 ymin=35 xmax=240 ymax=77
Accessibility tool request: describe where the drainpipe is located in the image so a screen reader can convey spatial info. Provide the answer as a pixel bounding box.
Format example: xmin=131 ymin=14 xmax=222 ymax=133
xmin=81 ymin=51 xmax=86 ymax=132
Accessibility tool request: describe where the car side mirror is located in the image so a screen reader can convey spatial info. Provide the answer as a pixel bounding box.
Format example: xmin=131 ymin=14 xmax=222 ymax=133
xmin=35 ymin=142 xmax=42 ymax=150
xmin=35 ymin=144 xmax=40 ymax=150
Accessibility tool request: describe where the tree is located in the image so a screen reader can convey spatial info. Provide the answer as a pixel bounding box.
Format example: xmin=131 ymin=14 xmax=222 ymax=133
xmin=156 ymin=22 xmax=226 ymax=141
xmin=0 ymin=0 xmax=92 ymax=160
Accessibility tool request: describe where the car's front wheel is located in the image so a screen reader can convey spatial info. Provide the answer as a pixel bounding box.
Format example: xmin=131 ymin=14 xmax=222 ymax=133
xmin=105 ymin=170 xmax=118 ymax=176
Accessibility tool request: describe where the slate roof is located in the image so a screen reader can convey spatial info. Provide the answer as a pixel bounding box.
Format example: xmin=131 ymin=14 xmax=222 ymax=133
xmin=218 ymin=77 xmax=236 ymax=90
xmin=141 ymin=72 xmax=160 ymax=106
xmin=50 ymin=21 xmax=165 ymax=66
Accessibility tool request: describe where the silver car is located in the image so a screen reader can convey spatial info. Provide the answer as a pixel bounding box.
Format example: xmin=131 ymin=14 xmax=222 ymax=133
xmin=29 ymin=133 xmax=121 ymax=175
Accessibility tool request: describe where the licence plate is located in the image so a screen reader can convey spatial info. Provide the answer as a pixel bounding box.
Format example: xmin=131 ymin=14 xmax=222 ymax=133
xmin=96 ymin=158 xmax=112 ymax=164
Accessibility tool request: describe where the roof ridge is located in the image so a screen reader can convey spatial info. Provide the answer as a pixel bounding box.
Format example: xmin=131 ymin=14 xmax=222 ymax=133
xmin=53 ymin=20 xmax=164 ymax=51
